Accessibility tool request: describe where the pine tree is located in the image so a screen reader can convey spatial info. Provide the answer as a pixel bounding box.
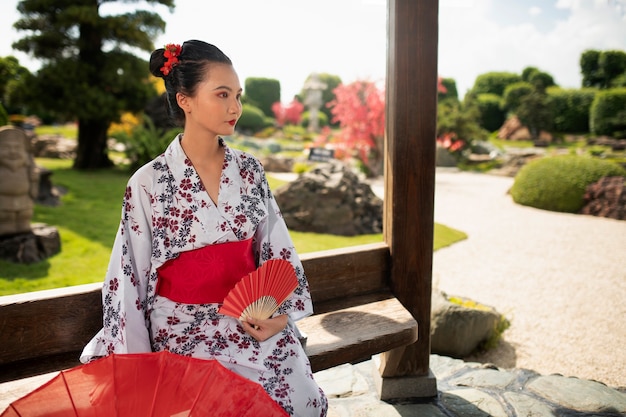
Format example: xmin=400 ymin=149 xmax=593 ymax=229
xmin=12 ymin=0 xmax=174 ymax=169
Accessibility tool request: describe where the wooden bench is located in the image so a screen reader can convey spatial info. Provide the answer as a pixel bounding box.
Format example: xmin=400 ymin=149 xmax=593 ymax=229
xmin=0 ymin=242 xmax=417 ymax=406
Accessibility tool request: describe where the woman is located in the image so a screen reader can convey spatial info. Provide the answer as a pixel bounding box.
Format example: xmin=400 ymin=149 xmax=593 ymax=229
xmin=81 ymin=40 xmax=328 ymax=416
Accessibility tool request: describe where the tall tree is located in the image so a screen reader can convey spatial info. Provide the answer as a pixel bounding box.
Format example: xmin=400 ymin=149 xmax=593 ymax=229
xmin=12 ymin=0 xmax=173 ymax=169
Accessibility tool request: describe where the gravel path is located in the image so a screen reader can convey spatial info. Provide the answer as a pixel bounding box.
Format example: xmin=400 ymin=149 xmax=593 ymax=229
xmin=429 ymin=169 xmax=626 ymax=389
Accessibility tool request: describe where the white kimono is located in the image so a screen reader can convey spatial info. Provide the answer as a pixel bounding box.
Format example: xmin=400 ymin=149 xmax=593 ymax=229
xmin=81 ymin=135 xmax=327 ymax=416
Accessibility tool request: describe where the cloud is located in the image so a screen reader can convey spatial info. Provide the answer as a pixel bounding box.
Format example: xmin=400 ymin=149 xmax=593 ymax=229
xmin=439 ymin=0 xmax=626 ymax=96
xmin=2 ymin=0 xmax=625 ymax=103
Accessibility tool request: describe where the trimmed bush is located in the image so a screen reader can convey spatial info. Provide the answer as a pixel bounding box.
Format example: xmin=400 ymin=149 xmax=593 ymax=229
xmin=244 ymin=77 xmax=280 ymax=117
xmin=510 ymin=155 xmax=626 ymax=213
xmin=237 ymin=104 xmax=266 ymax=133
xmin=590 ymin=88 xmax=626 ymax=138
xmin=502 ymin=81 xmax=534 ymax=112
xmin=475 ymin=93 xmax=505 ymax=132
xmin=548 ymin=87 xmax=596 ymax=133
xmin=471 ymin=72 xmax=522 ymax=96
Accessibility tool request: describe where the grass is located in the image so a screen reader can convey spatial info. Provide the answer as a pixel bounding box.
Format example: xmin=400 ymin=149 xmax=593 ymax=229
xmin=0 ymin=157 xmax=467 ymax=296
xmin=35 ymin=124 xmax=78 ymax=139
xmin=0 ymin=159 xmax=130 ymax=295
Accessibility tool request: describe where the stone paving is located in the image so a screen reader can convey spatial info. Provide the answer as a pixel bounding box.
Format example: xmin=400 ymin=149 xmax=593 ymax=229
xmin=316 ymin=354 xmax=626 ymax=417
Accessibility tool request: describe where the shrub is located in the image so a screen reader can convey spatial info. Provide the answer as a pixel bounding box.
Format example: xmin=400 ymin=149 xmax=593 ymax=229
xmin=111 ymin=116 xmax=181 ymax=170
xmin=244 ymin=77 xmax=280 ymax=117
xmin=108 ymin=112 xmax=141 ymax=137
xmin=548 ymin=87 xmax=596 ymax=133
xmin=590 ymin=88 xmax=626 ymax=138
xmin=292 ymin=161 xmax=311 ymax=174
xmin=510 ymin=155 xmax=626 ymax=213
xmin=300 ymin=110 xmax=328 ymax=129
xmin=237 ymin=104 xmax=266 ymax=133
xmin=254 ymin=126 xmax=277 ymax=139
xmin=471 ymin=72 xmax=522 ymax=96
xmin=475 ymin=93 xmax=505 ymax=132
xmin=502 ymin=81 xmax=534 ymax=112
xmin=282 ymin=125 xmax=309 ymax=141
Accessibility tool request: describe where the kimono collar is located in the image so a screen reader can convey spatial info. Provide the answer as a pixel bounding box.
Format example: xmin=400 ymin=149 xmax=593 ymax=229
xmin=163 ymin=134 xmax=231 ymax=183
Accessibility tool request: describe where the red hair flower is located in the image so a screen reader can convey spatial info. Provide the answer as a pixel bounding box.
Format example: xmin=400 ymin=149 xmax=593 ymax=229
xmin=160 ymin=43 xmax=182 ymax=76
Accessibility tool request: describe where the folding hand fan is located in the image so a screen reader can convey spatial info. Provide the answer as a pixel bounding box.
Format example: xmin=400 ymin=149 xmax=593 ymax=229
xmin=0 ymin=351 xmax=288 ymax=417
xmin=219 ymin=259 xmax=298 ymax=321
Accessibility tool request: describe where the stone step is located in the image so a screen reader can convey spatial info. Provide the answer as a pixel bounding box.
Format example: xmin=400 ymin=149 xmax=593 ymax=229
xmin=318 ymin=354 xmax=626 ymax=417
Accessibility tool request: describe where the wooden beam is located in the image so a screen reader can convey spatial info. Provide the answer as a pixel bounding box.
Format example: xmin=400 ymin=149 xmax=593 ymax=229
xmin=382 ymin=0 xmax=439 ymax=377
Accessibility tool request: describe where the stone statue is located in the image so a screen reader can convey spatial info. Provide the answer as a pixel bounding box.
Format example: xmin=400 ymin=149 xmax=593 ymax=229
xmin=0 ymin=126 xmax=39 ymax=236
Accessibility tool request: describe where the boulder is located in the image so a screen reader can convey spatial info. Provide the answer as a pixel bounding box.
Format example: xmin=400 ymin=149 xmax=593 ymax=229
xmin=273 ymin=161 xmax=383 ymax=236
xmin=430 ymin=290 xmax=505 ymax=358
xmin=497 ymin=115 xmax=552 ymax=143
xmin=0 ymin=223 xmax=61 ymax=264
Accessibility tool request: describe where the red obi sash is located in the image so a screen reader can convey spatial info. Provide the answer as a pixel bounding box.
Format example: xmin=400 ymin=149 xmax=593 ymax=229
xmin=156 ymin=239 xmax=256 ymax=304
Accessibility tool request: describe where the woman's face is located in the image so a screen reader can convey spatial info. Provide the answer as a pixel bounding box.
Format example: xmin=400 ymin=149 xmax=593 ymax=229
xmin=179 ymin=63 xmax=243 ymax=138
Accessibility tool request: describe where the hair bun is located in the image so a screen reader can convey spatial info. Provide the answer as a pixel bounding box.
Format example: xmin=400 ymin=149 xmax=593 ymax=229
xmin=149 ymin=48 xmax=167 ymax=78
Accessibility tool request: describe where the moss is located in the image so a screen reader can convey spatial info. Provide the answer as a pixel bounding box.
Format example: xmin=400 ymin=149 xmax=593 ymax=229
xmin=448 ymin=295 xmax=511 ymax=352
xmin=481 ymin=315 xmax=512 ymax=351
xmin=448 ymin=296 xmax=491 ymax=311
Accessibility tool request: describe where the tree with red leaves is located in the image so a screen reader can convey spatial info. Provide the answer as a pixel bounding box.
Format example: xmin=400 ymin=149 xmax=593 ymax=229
xmin=326 ymin=80 xmax=385 ymax=176
xmin=324 ymin=77 xmax=457 ymax=175
xmin=271 ymin=99 xmax=305 ymax=127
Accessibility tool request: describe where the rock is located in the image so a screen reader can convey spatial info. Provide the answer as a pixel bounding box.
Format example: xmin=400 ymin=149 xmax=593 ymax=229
xmin=591 ymin=136 xmax=626 ymax=151
xmin=35 ymin=166 xmax=65 ymax=206
xmin=274 ymin=161 xmax=383 ymax=236
xmin=498 ymin=116 xmax=530 ymax=141
xmin=489 ymin=149 xmax=545 ymax=177
xmin=436 ymin=146 xmax=458 ymax=167
xmin=579 ymin=176 xmax=626 ymax=220
xmin=0 ymin=223 xmax=61 ymax=263
xmin=430 ymin=290 xmax=504 ymax=358
xmin=32 ymin=134 xmax=76 ymax=159
xmin=497 ymin=116 xmax=552 ymax=143
xmin=260 ymin=155 xmax=294 ymax=173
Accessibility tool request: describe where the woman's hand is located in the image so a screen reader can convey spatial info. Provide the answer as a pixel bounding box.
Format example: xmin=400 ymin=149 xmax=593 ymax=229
xmin=242 ymin=314 xmax=288 ymax=342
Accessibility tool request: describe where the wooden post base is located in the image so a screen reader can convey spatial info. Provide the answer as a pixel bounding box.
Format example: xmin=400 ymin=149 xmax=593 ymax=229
xmin=372 ymin=355 xmax=438 ymax=401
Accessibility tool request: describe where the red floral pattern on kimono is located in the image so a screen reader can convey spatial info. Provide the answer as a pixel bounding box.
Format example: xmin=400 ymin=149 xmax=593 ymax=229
xmin=81 ymin=135 xmax=327 ymax=416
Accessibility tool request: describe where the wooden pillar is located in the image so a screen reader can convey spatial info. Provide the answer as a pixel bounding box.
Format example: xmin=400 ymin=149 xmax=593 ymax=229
xmin=376 ymin=0 xmax=439 ymax=399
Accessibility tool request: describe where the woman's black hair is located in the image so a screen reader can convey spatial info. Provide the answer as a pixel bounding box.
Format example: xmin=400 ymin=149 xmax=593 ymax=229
xmin=149 ymin=40 xmax=232 ymax=126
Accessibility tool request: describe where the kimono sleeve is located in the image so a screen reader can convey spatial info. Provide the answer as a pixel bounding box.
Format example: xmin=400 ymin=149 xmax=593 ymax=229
xmin=254 ymin=170 xmax=313 ymax=322
xmin=80 ymin=173 xmax=155 ymax=362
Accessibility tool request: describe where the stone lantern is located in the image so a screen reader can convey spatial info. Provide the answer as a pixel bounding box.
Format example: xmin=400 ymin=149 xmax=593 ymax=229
xmin=303 ymin=73 xmax=327 ymax=133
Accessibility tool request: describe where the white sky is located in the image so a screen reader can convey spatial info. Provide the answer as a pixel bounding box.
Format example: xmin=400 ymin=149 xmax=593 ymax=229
xmin=1 ymin=0 xmax=626 ymax=101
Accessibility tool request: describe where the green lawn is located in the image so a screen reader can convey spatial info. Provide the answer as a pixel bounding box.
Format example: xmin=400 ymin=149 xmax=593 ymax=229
xmin=0 ymin=159 xmax=467 ymax=296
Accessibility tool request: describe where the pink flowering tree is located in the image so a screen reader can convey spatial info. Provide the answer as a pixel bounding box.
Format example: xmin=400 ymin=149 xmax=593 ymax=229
xmin=271 ymin=99 xmax=305 ymax=127
xmin=321 ymin=77 xmax=465 ymax=173
xmin=325 ymin=80 xmax=385 ymax=176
